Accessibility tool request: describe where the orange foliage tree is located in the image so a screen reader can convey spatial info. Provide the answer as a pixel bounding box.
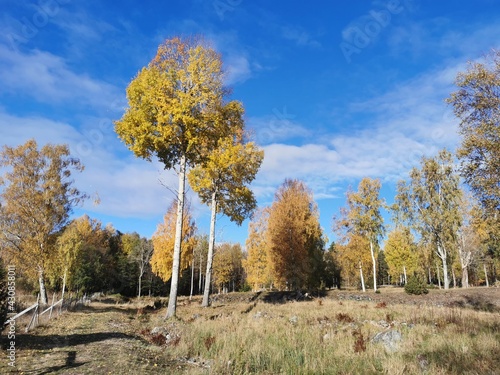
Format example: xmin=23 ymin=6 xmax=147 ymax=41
xmin=151 ymin=201 xmax=196 ymax=283
xmin=243 ymin=208 xmax=274 ymax=291
xmin=266 ymin=179 xmax=325 ymax=290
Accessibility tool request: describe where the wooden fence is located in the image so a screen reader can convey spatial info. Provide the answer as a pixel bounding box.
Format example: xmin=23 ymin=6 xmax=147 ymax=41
xmin=3 ymin=293 xmax=91 ymax=332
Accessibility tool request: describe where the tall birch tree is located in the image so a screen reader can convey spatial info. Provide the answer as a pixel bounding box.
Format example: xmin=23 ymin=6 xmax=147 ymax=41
xmin=114 ymin=37 xmax=228 ymax=318
xmin=447 ymin=50 xmax=500 ymax=215
xmin=188 ymin=117 xmax=263 ymax=307
xmin=0 ymin=139 xmax=87 ymax=304
xmin=395 ymin=150 xmax=462 ymax=289
xmin=335 ymin=178 xmax=385 ymax=292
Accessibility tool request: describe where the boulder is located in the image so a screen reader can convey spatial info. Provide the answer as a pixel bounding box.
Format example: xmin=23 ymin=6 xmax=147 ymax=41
xmin=371 ymin=329 xmax=402 ymax=353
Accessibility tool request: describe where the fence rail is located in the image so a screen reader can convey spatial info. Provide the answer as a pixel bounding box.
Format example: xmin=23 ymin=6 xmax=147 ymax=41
xmin=3 ymin=292 xmax=91 ymax=332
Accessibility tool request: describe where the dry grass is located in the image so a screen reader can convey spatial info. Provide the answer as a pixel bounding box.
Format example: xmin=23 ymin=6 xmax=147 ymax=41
xmin=1 ymin=289 xmax=499 ymax=374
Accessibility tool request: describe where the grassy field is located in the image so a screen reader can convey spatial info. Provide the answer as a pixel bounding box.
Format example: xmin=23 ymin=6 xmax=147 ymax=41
xmin=1 ymin=287 xmax=499 ymax=374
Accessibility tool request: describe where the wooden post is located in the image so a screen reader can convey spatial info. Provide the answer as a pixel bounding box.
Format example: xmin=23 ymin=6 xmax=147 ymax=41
xmin=26 ymin=294 xmax=40 ymax=332
xmin=49 ymin=293 xmax=56 ymax=320
xmin=484 ymin=263 xmax=489 ymax=287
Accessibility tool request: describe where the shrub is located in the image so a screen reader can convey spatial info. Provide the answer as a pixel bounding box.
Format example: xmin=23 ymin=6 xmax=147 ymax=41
xmin=405 ymin=275 xmax=429 ymax=295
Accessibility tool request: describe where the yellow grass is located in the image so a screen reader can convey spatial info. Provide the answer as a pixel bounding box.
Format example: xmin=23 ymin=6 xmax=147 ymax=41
xmin=1 ymin=290 xmax=499 ymax=374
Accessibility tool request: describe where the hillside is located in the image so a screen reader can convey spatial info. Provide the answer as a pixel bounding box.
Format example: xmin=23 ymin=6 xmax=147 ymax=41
xmin=1 ymin=287 xmax=499 ymax=374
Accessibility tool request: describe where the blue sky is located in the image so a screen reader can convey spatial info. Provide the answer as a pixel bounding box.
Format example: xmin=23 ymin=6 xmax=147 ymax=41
xmin=1 ymin=0 xmax=500 ymax=247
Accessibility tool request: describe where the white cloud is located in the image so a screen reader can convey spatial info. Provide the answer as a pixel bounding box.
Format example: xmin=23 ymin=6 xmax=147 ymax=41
xmin=0 ymin=110 xmax=187 ymax=220
xmin=387 ymin=19 xmax=500 ymax=59
xmin=251 ymin=60 xmax=463 ymax=203
xmin=225 ymin=54 xmax=252 ymax=85
xmin=0 ymin=45 xmax=121 ymax=111
xmin=248 ymin=110 xmax=311 ymax=145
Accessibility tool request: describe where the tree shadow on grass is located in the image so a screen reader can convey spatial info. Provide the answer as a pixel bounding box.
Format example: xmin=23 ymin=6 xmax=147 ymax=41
xmin=448 ymin=295 xmax=499 ymax=312
xmin=33 ymin=350 xmax=87 ymax=375
xmin=8 ymin=331 xmax=149 ymax=350
xmin=256 ymin=290 xmax=326 ymax=304
xmin=76 ymin=304 xmax=139 ymax=315
xmin=407 ymin=345 xmax=500 ymax=375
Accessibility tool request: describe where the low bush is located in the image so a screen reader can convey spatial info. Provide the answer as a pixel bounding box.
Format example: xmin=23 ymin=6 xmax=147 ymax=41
xmin=405 ymin=275 xmax=429 ymax=295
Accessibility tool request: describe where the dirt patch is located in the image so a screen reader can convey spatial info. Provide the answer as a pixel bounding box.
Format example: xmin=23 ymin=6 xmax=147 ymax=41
xmin=0 ymin=299 xmax=198 ymax=374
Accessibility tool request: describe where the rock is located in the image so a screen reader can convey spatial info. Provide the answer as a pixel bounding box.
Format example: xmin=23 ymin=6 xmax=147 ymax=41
xmin=323 ymin=332 xmax=333 ymax=341
xmin=371 ymin=329 xmax=402 ymax=353
xmin=417 ymin=354 xmax=429 ymax=371
xmin=151 ymin=326 xmax=166 ymax=335
xmin=377 ymin=320 xmax=390 ymax=328
xmin=253 ymin=311 xmax=263 ymax=319
xmin=289 ymin=316 xmax=298 ymax=325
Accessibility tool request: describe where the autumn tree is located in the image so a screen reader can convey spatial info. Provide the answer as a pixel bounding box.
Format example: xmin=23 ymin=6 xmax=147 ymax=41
xmin=0 ymin=140 xmax=87 ymax=304
xmin=0 ymin=259 xmax=9 ymax=327
xmin=335 ymin=178 xmax=385 ymax=292
xmin=322 ymin=241 xmax=342 ymax=289
xmin=384 ymin=228 xmax=419 ymax=285
xmin=447 ymin=50 xmax=500 ymax=217
xmin=189 ymin=127 xmax=263 ymax=306
xmin=335 ymin=234 xmax=372 ymax=290
xmin=212 ymin=243 xmax=244 ymax=293
xmin=151 ymin=201 xmax=196 ymax=286
xmin=122 ymin=232 xmax=154 ymax=298
xmin=115 ymin=37 xmax=229 ymax=318
xmin=395 ymin=150 xmax=462 ymax=289
xmin=243 ymin=208 xmax=273 ymax=291
xmin=266 ymin=179 xmax=325 ymax=290
xmin=49 ymin=215 xmax=117 ymax=294
xmin=192 ymin=234 xmax=208 ymax=296
xmin=52 ymin=218 xmax=83 ymax=298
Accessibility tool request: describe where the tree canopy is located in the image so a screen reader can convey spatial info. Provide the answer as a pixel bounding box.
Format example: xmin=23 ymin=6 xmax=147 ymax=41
xmin=0 ymin=139 xmax=87 ymax=303
xmin=266 ymin=179 xmax=325 ymax=290
xmin=114 ymin=36 xmax=231 ymax=318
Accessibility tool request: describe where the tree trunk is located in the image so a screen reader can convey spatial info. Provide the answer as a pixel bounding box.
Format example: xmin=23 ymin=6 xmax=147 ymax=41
xmin=148 ymin=272 xmax=152 ymax=297
xmin=166 ymin=154 xmax=186 ymax=319
xmin=369 ymin=240 xmax=377 ymax=292
xmin=436 ymin=263 xmax=442 ymax=289
xmin=138 ymin=270 xmax=142 ymax=298
xmin=198 ymin=249 xmax=203 ymax=293
xmin=437 ymin=244 xmax=450 ymax=289
xmin=428 ymin=267 xmax=432 ymax=285
xmin=202 ymin=191 xmax=217 ymax=307
xmin=190 ymin=254 xmax=194 ymax=300
xmin=484 ymin=263 xmax=489 ymax=287
xmin=38 ymin=266 xmax=48 ymax=305
xmin=359 ymin=262 xmax=366 ymax=292
xmin=403 ymin=265 xmax=407 ymax=285
xmin=452 ymin=268 xmax=457 ymax=289
xmin=462 ymin=266 xmax=469 ymax=288
xmin=62 ymin=268 xmax=67 ymax=300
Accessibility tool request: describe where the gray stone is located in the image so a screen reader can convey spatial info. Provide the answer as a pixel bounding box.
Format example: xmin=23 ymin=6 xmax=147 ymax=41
xmin=371 ymin=329 xmax=402 ymax=353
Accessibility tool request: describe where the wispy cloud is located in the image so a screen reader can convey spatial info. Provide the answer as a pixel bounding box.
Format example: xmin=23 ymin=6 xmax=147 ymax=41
xmin=387 ymin=19 xmax=500 ymax=59
xmin=281 ymin=26 xmax=322 ymax=48
xmin=0 ymin=109 xmax=199 ymax=220
xmin=248 ymin=109 xmax=311 ymax=145
xmin=0 ymin=45 xmax=122 ymax=111
xmin=251 ymin=59 xmax=463 ymax=203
